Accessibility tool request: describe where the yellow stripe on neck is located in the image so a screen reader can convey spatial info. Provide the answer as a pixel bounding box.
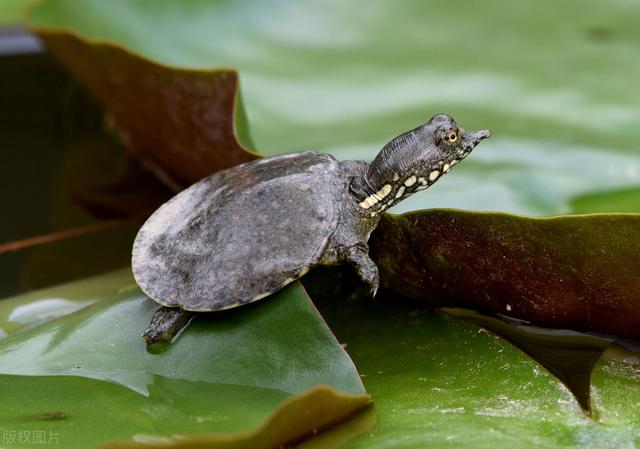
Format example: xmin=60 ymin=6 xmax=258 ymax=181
xmin=359 ymin=184 xmax=392 ymax=209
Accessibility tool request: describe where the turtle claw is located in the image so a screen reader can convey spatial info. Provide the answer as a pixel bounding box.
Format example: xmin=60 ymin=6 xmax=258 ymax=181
xmin=366 ymin=270 xmax=380 ymax=298
xmin=345 ymin=244 xmax=379 ymax=298
xmin=370 ymin=281 xmax=379 ymax=298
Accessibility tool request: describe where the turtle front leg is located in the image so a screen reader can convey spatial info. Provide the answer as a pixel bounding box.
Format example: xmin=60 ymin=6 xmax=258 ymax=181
xmin=143 ymin=306 xmax=195 ymax=345
xmin=345 ymin=244 xmax=379 ymax=297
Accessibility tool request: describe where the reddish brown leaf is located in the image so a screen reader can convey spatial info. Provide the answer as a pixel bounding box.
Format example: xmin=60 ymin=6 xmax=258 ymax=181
xmin=370 ymin=210 xmax=640 ymax=339
xmin=32 ymin=29 xmax=259 ymax=187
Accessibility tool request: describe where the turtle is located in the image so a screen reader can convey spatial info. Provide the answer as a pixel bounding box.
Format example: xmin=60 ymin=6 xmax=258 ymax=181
xmin=132 ymin=113 xmax=491 ymax=344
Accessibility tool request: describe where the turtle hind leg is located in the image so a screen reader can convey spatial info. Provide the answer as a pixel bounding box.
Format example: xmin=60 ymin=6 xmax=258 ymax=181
xmin=143 ymin=306 xmax=195 ymax=345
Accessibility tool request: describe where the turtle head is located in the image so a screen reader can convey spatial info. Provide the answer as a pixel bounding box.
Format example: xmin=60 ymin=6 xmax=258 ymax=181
xmin=356 ymin=113 xmax=490 ymax=214
xmin=427 ymin=113 xmax=491 ymax=168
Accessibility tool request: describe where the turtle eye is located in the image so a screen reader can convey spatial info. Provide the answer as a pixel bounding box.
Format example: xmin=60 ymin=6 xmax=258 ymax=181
xmin=444 ymin=128 xmax=459 ymax=144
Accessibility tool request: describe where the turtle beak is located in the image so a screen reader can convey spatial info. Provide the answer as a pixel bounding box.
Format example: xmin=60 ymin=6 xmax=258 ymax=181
xmin=463 ymin=128 xmax=491 ymax=150
xmin=470 ymin=128 xmax=491 ymax=142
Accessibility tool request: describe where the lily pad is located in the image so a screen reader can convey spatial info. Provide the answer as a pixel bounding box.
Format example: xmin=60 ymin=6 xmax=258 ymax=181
xmin=0 ymin=268 xmax=131 ymax=337
xmin=369 ymin=210 xmax=640 ymax=339
xmin=0 ymin=0 xmax=27 ymax=25
xmin=0 ymin=270 xmax=370 ymax=448
xmin=310 ymin=291 xmax=640 ymax=449
xmin=29 ymin=25 xmax=259 ymax=187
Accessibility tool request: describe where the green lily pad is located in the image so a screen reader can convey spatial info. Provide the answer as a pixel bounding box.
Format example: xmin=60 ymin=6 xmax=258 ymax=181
xmin=571 ymin=187 xmax=640 ymax=214
xmin=0 ymin=270 xmax=369 ymax=448
xmin=0 ymin=0 xmax=27 ymax=25
xmin=0 ymin=268 xmax=130 ymax=337
xmin=310 ymin=293 xmax=640 ymax=449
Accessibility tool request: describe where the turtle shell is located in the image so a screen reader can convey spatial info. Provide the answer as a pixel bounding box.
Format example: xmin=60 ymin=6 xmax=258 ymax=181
xmin=132 ymin=152 xmax=342 ymax=311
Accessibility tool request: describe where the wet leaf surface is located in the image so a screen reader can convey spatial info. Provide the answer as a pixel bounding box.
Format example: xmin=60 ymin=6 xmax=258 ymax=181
xmin=309 ymin=286 xmax=640 ymax=449
xmin=442 ymin=308 xmax=613 ymax=414
xmin=0 ymin=270 xmax=369 ymax=449
xmin=0 ymin=268 xmax=129 ymax=337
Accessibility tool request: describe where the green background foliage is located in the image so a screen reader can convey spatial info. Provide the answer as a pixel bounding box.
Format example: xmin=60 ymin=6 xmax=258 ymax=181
xmin=27 ymin=0 xmax=640 ymax=216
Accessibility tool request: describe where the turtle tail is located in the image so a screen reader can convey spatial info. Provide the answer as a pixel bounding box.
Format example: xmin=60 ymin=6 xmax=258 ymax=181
xmin=143 ymin=306 xmax=195 ymax=345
